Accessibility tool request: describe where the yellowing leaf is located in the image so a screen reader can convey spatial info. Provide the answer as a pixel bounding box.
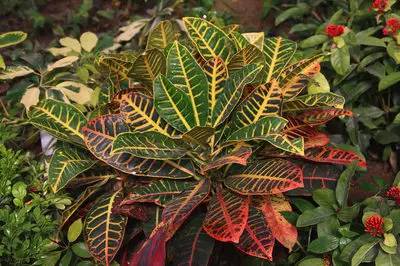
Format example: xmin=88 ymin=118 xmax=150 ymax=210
xmin=0 ymin=65 xmax=34 ymax=80
xmin=47 ymin=47 xmax=73 ymax=57
xmin=20 ymin=87 xmax=40 ymax=110
xmin=80 ymin=32 xmax=98 ymax=52
xmin=47 ymin=56 xmax=79 ymax=71
xmin=115 ymin=19 xmax=149 ymax=43
xmin=60 ymin=37 xmax=81 ymax=53
xmin=242 ymin=32 xmax=264 ymax=51
xmin=0 ymin=55 xmax=5 ymax=69
xmin=55 ymin=81 xmax=93 ymax=104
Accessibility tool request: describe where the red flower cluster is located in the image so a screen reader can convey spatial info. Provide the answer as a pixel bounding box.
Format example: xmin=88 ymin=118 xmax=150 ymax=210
xmin=364 ymin=215 xmax=384 ymax=237
xmin=371 ymin=0 xmax=389 ymax=13
xmin=325 ymin=24 xmax=345 ymax=38
xmin=383 ymin=18 xmax=400 ymax=36
xmin=386 ymin=186 xmax=400 ymax=204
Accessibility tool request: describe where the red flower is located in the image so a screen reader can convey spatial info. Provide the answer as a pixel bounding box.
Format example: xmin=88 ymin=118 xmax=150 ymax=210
xmin=364 ymin=215 xmax=384 ymax=237
xmin=371 ymin=0 xmax=389 ymax=13
xmin=325 ymin=24 xmax=345 ymax=38
xmin=383 ymin=18 xmax=400 ymax=36
xmin=386 ymin=186 xmax=400 ymax=205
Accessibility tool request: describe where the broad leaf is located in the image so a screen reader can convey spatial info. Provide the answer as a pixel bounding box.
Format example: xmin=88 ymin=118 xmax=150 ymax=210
xmin=84 ymin=190 xmax=127 ymax=265
xmin=0 ymin=65 xmax=34 ymax=80
xmin=0 ymin=31 xmax=27 ymax=48
xmin=122 ymin=180 xmax=196 ymax=207
xmin=263 ymin=37 xmax=297 ymax=82
xmin=146 ymin=20 xmax=177 ymax=50
xmin=224 ymin=159 xmax=303 ymax=195
xmin=181 ymin=126 xmax=215 ymax=147
xmin=264 ymin=134 xmax=304 ymax=155
xmin=154 ymin=74 xmax=195 ymax=132
xmin=235 ymin=207 xmax=275 ymax=260
xmin=162 ymin=178 xmax=210 ymax=239
xmin=211 ymin=64 xmax=263 ymax=127
xmin=296 ymin=108 xmax=353 ymax=126
xmin=112 ymin=131 xmax=187 ymax=159
xmin=282 ymin=92 xmax=345 ymax=112
xmin=303 ymin=146 xmax=366 ymax=168
xmin=200 ymin=146 xmax=252 ymax=173
xmin=29 ymin=99 xmax=87 ymax=145
xmin=166 ymin=41 xmax=209 ymax=126
xmin=243 ymin=32 xmax=264 ymax=50
xmin=48 ymin=144 xmax=96 ymax=192
xmin=132 ymin=49 xmax=165 ymax=88
xmin=183 ymin=17 xmax=234 ymax=62
xmin=203 ymin=186 xmax=249 ymax=243
xmin=228 ymin=44 xmax=265 ymax=71
xmin=94 ymin=52 xmax=138 ymax=81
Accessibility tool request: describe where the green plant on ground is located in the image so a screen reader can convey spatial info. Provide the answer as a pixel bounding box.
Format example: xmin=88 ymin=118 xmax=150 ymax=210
xmin=24 ymin=16 xmax=368 ymax=265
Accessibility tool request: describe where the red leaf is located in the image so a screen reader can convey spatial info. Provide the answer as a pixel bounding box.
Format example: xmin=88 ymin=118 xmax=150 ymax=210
xmin=162 ymin=179 xmax=210 ymax=239
xmin=283 ymin=117 xmax=329 ymax=148
xmin=259 ymin=197 xmax=297 ymax=251
xmin=200 ymin=146 xmax=252 ymax=174
xmin=203 ymin=186 xmax=249 ymax=243
xmin=304 ymin=146 xmax=367 ymax=168
xmin=235 ymin=207 xmax=275 ymax=260
xmin=296 ymin=108 xmax=353 ymax=126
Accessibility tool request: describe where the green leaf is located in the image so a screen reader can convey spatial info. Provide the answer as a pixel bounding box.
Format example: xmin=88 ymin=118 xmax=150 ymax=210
xmin=211 ymin=64 xmax=262 ymax=127
xmin=112 ymin=131 xmax=187 ymax=159
xmin=68 ymin=218 xmax=83 ymax=242
xmin=228 ymin=44 xmax=265 ymax=71
xmin=154 ymin=74 xmax=196 ymax=132
xmin=0 ymin=31 xmax=27 ymax=48
xmin=387 ymin=41 xmax=400 ymax=64
xmin=308 ymin=73 xmax=330 ymax=94
xmin=298 ymin=258 xmax=324 ymax=266
xmin=283 ymin=92 xmax=344 ymax=112
xmin=357 ymin=36 xmax=386 ymax=47
xmin=308 ymin=235 xmax=340 ymax=254
xmin=71 ymin=242 xmax=91 ymax=258
xmin=379 ymin=72 xmax=400 ymax=91
xmin=80 ymin=32 xmax=98 ymax=52
xmin=300 ymin=35 xmax=328 ymax=49
xmin=375 ymin=250 xmax=400 ymax=266
xmin=48 ymin=145 xmax=96 ymax=193
xmin=296 ymin=207 xmax=335 ymax=227
xmin=0 ymin=55 xmax=5 ymax=69
xmin=331 ymin=46 xmax=350 ymax=75
xmin=146 ymin=20 xmax=177 ymax=50
xmin=166 ymin=41 xmax=209 ymax=127
xmin=336 ymin=163 xmax=356 ymax=207
xmin=275 ymin=3 xmax=310 ymax=25
xmin=337 ymin=204 xmax=360 ymax=222
xmin=226 ymin=116 xmax=287 ymax=142
xmin=263 ymin=135 xmax=304 ymax=155
xmin=312 ymin=188 xmax=336 ymax=209
xmin=132 ymin=49 xmax=165 ymax=89
xmin=351 ymin=239 xmax=379 ymax=266
xmin=29 ymin=99 xmax=87 ymax=145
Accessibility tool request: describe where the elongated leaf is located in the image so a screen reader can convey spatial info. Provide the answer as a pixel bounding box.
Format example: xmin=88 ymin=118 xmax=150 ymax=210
xmin=203 ymin=186 xmax=249 ymax=243
xmin=229 ymin=31 xmax=250 ymax=51
xmin=84 ymin=190 xmax=127 ymax=265
xmin=264 ymin=135 xmax=304 ymax=155
xmin=166 ymin=41 xmax=209 ymax=126
xmin=135 ymin=159 xmax=196 ymax=179
xmin=0 ymin=65 xmax=34 ymax=80
xmin=228 ymin=44 xmax=265 ymax=71
xmin=112 ymin=131 xmax=187 ymax=159
xmin=29 ymin=99 xmax=87 ymax=145
xmin=235 ymin=207 xmax=275 ymax=260
xmin=162 ymin=178 xmax=210 ymax=239
xmin=259 ymin=196 xmax=297 ymax=251
xmin=132 ymin=49 xmax=165 ymax=88
xmin=211 ymin=64 xmax=263 ymax=127
xmin=224 ymin=159 xmax=303 ymax=195
xmin=183 ymin=17 xmax=234 ymax=62
xmin=94 ymin=52 xmax=138 ymax=81
xmin=181 ymin=126 xmax=215 ymax=147
xmin=264 ymin=37 xmax=297 ymax=82
xmin=203 ymin=57 xmax=228 ymax=122
xmin=170 ymin=214 xmax=215 ymax=266
xmin=122 ymin=180 xmax=196 ymax=207
xmin=283 ymin=92 xmax=345 ymax=112
xmin=0 ymin=31 xmax=27 ymax=48
xmin=227 ymin=116 xmax=287 ymax=142
xmin=154 ymin=74 xmax=195 ymax=132
xmin=230 ymin=81 xmax=282 ymax=129
xmin=303 ymin=146 xmax=366 ymax=168
xmin=296 ymin=108 xmax=353 ymax=126
xmin=119 ymin=92 xmax=176 ymax=136
xmin=279 ymin=57 xmax=321 ymax=100
xmin=146 ymin=20 xmax=177 ymax=50
xmin=48 ymin=145 xmax=96 ymax=192
xmin=200 ymin=146 xmax=252 ymax=173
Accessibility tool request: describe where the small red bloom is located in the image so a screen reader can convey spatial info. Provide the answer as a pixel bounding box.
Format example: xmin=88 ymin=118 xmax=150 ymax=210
xmin=364 ymin=215 xmax=384 ymax=237
xmin=383 ymin=18 xmax=400 ymax=36
xmin=325 ymin=24 xmax=345 ymax=38
xmin=386 ymin=186 xmax=400 ymax=205
xmin=371 ymin=0 xmax=389 ymax=13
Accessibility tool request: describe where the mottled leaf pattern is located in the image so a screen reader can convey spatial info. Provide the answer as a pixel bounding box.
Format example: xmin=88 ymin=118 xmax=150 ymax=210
xmin=228 ymin=44 xmax=265 ymax=71
xmin=181 ymin=126 xmax=215 ymax=147
xmin=282 ymin=92 xmax=345 ymax=112
xmin=146 ymin=20 xmax=177 ymax=50
xmin=132 ymin=49 xmax=166 ymax=88
xmin=263 ymin=135 xmax=304 ymax=155
xmin=303 ymin=146 xmax=366 ymax=168
xmin=296 ymin=108 xmax=353 ymax=126
xmin=200 ymin=146 xmax=252 ymax=173
xmin=94 ymin=52 xmax=138 ymax=81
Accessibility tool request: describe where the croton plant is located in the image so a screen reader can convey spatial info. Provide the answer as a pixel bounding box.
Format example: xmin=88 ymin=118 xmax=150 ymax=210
xmin=27 ymin=17 xmax=366 ymax=265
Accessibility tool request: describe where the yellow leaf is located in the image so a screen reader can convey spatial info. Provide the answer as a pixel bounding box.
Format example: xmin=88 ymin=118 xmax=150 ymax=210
xmin=115 ymin=19 xmax=149 ymax=42
xmin=0 ymin=65 xmax=34 ymax=80
xmin=59 ymin=37 xmax=81 ymax=53
xmin=47 ymin=47 xmax=73 ymax=57
xmin=0 ymin=55 xmax=5 ymax=69
xmin=55 ymin=81 xmax=93 ymax=104
xmin=21 ymin=87 xmax=40 ymax=110
xmin=80 ymin=32 xmax=98 ymax=52
xmin=47 ymin=56 xmax=79 ymax=71
xmin=243 ymin=32 xmax=265 ymax=50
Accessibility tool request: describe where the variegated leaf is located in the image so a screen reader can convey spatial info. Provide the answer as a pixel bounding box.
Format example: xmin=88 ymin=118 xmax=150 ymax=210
xmin=264 ymin=37 xmax=297 ymax=83
xmin=132 ymin=49 xmax=166 ymax=88
xmin=200 ymin=146 xmax=252 ymax=173
xmin=296 ymin=108 xmax=353 ymax=126
xmin=162 ymin=178 xmax=211 ymax=239
xmin=146 ymin=20 xmax=177 ymax=50
xmin=48 ymin=144 xmax=96 ymax=192
xmin=203 ymin=186 xmax=249 ymax=243
xmin=84 ymin=190 xmax=127 ymax=265
xmin=211 ymin=64 xmax=263 ymax=127
xmin=282 ymin=92 xmax=345 ymax=112
xmin=112 ymin=131 xmax=187 ymax=159
xmin=29 ymin=99 xmax=87 ymax=145
xmin=166 ymin=41 xmax=209 ymax=126
xmin=243 ymin=32 xmax=264 ymax=51
xmin=228 ymin=44 xmax=265 ymax=71
xmin=122 ymin=180 xmax=196 ymax=207
xmin=183 ymin=17 xmax=234 ymax=62
xmin=181 ymin=126 xmax=215 ymax=147
xmin=235 ymin=207 xmax=275 ymax=260
xmin=263 ymin=135 xmax=304 ymax=155
xmin=224 ymin=159 xmax=303 ymax=195
xmin=303 ymin=146 xmax=367 ymax=168
xmin=154 ymin=74 xmax=196 ymax=132
xmin=94 ymin=52 xmax=138 ymax=81
xmin=229 ymin=31 xmax=250 ymax=51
